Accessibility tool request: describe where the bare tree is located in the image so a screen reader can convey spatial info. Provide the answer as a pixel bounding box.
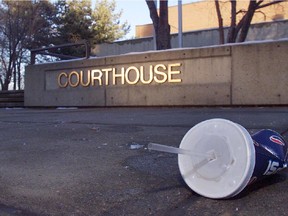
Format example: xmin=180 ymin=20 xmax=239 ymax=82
xmin=215 ymin=0 xmax=285 ymax=44
xmin=0 ymin=1 xmax=28 ymax=90
xmin=0 ymin=0 xmax=55 ymax=90
xmin=146 ymin=0 xmax=171 ymax=50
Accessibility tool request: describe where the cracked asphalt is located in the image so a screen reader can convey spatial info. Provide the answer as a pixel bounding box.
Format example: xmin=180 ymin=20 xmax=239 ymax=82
xmin=0 ymin=107 xmax=288 ymax=216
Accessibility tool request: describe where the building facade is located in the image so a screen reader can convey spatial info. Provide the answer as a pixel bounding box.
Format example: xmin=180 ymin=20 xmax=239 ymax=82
xmin=136 ymin=0 xmax=288 ymax=38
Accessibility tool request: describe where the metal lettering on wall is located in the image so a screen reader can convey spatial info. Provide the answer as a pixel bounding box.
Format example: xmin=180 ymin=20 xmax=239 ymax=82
xmin=57 ymin=63 xmax=182 ymax=88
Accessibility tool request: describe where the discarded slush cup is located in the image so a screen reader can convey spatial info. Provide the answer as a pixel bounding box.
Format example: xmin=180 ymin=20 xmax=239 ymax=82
xmin=149 ymin=118 xmax=288 ymax=199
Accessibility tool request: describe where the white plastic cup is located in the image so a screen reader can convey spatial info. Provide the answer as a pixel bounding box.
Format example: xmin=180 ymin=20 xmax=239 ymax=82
xmin=178 ymin=118 xmax=287 ymax=199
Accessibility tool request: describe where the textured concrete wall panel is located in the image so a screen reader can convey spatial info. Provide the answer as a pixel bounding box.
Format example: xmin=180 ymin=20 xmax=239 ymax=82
xmin=232 ymin=41 xmax=288 ymax=105
xmin=25 ymin=40 xmax=288 ymax=107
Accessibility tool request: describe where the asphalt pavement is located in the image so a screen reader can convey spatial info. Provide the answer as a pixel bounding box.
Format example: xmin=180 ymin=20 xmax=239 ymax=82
xmin=0 ymin=107 xmax=288 ymax=216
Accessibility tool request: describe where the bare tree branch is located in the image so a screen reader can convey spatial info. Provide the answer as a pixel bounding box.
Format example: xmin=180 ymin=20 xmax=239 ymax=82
xmin=257 ymin=0 xmax=284 ymax=9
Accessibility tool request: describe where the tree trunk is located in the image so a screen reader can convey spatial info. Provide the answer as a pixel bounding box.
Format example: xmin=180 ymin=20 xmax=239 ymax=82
xmin=146 ymin=0 xmax=171 ymax=50
xmin=237 ymin=1 xmax=258 ymax=42
xmin=13 ymin=61 xmax=16 ymax=90
xmin=3 ymin=74 xmax=11 ymax=91
xmin=214 ymin=0 xmax=224 ymax=44
xmin=0 ymin=78 xmax=3 ymax=90
xmin=17 ymin=57 xmax=22 ymax=90
xmin=227 ymin=0 xmax=237 ymax=43
xmin=157 ymin=0 xmax=170 ymax=50
xmin=146 ymin=1 xmax=158 ymax=32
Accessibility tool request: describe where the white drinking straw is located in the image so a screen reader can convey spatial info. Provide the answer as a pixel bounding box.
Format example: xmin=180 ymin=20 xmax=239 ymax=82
xmin=148 ymin=143 xmax=216 ymax=161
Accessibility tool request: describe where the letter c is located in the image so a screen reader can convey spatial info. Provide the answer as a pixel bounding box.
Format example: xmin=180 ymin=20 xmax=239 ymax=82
xmin=58 ymin=72 xmax=68 ymax=88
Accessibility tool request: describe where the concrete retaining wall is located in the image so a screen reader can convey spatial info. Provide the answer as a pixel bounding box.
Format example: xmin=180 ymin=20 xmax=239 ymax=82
xmin=25 ymin=40 xmax=288 ymax=107
xmin=93 ymin=20 xmax=288 ymax=57
xmin=232 ymin=41 xmax=288 ymax=105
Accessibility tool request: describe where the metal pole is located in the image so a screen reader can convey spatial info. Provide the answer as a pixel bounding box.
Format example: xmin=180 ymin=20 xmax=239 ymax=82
xmin=178 ymin=0 xmax=183 ymax=48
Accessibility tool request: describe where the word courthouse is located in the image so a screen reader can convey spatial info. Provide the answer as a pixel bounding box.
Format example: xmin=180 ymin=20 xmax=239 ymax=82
xmin=58 ymin=63 xmax=182 ymax=88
